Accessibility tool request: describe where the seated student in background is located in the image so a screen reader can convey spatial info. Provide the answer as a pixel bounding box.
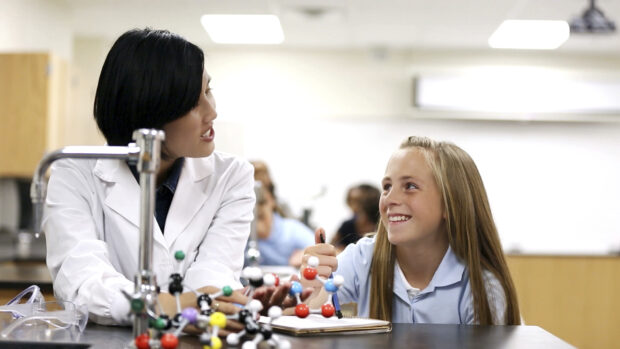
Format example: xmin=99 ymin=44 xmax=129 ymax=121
xmin=301 ymin=136 xmax=521 ymax=324
xmin=331 ymin=184 xmax=381 ymax=252
xmin=255 ymin=185 xmax=314 ymax=267
xmin=251 ymin=160 xmax=292 ymax=218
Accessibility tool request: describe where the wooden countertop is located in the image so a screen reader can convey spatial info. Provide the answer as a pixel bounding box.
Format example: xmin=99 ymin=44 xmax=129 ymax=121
xmin=0 ymin=261 xmax=52 ymax=289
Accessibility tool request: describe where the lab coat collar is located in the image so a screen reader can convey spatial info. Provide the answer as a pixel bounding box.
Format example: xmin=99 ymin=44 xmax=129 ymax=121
xmin=93 ymin=156 xmax=215 ymax=248
xmin=182 ymin=155 xmax=215 ymax=182
xmin=93 ymin=159 xmax=166 ymax=248
xmin=163 ymin=156 xmax=215 ymax=245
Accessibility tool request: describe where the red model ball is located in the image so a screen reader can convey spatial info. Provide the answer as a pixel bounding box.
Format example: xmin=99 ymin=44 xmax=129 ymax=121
xmin=302 ymin=267 xmax=317 ymax=280
xmin=160 ymin=333 xmax=179 ymax=349
xmin=273 ymin=273 xmax=280 ymax=287
xmin=135 ymin=333 xmax=150 ymax=349
xmin=295 ymin=304 xmax=310 ymax=318
xmin=321 ymin=303 xmax=335 ymax=317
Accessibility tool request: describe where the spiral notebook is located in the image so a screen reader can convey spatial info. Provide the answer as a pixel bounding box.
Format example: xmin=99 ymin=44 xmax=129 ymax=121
xmin=259 ymin=315 xmax=392 ymax=336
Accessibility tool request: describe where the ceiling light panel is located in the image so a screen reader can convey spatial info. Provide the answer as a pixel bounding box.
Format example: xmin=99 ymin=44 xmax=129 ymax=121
xmin=488 ymin=20 xmax=569 ymax=50
xmin=201 ymin=14 xmax=284 ymax=44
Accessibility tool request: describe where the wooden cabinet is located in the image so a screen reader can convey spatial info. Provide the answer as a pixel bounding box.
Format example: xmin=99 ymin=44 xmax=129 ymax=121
xmin=0 ymin=53 xmax=68 ymax=177
xmin=507 ymin=255 xmax=620 ymax=349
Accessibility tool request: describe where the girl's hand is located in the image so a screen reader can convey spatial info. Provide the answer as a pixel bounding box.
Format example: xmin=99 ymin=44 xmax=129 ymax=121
xmin=251 ymin=277 xmax=313 ymax=315
xmin=280 ymin=274 xmax=326 ymax=315
xmin=300 ymin=227 xmax=338 ymax=289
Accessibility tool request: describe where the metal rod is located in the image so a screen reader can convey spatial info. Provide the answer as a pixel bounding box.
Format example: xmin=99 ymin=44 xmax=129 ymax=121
xmin=132 ymin=129 xmax=165 ymax=337
xmin=245 ymin=181 xmax=263 ymax=266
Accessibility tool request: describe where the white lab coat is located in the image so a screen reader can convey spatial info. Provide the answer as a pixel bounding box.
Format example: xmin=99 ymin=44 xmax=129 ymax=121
xmin=43 ymin=152 xmax=255 ymax=325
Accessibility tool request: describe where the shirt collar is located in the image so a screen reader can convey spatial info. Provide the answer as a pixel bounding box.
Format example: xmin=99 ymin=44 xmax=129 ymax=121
xmin=426 ymin=245 xmax=466 ymax=290
xmin=161 ymin=158 xmax=184 ymax=192
xmin=395 ymin=261 xmax=421 ymax=301
xmin=392 ymin=245 xmax=466 ymax=303
xmin=128 ymin=157 xmax=184 ymax=193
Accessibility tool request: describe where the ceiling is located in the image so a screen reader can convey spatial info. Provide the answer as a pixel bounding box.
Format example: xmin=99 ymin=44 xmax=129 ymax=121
xmin=62 ymin=0 xmax=620 ymax=53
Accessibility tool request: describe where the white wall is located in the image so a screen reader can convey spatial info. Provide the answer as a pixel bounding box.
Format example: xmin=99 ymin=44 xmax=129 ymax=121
xmin=202 ymin=48 xmax=620 ymax=254
xmin=0 ymin=0 xmax=72 ymax=59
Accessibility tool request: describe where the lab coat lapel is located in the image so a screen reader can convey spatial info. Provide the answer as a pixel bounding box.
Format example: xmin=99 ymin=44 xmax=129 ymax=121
xmin=94 ymin=159 xmax=167 ymax=247
xmin=164 ymin=157 xmax=214 ymax=246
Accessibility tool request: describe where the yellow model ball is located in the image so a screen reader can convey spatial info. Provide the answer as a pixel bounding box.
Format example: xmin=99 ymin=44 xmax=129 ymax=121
xmin=203 ymin=336 xmax=222 ymax=349
xmin=210 ymin=312 xmax=227 ymax=328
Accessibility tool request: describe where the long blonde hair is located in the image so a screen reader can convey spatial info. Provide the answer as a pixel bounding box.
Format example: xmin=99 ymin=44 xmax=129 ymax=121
xmin=369 ymin=136 xmax=520 ymax=325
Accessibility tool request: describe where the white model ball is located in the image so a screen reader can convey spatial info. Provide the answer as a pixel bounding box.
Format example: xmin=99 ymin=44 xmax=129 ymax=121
xmin=263 ymin=273 xmax=276 ymax=287
xmin=307 ymin=256 xmax=319 ymax=268
xmin=248 ymin=299 xmax=263 ymax=312
xmin=268 ymin=306 xmax=283 ymax=319
xmin=242 ymin=341 xmax=257 ymax=349
xmin=333 ymin=274 xmax=344 ymax=287
xmin=242 ymin=266 xmax=262 ymax=281
xmin=226 ymin=333 xmax=240 ymax=346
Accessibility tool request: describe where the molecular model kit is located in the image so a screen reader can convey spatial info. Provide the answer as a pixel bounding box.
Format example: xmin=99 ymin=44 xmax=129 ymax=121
xmin=289 ymin=256 xmax=344 ymax=319
xmin=127 ymin=252 xmax=344 ymax=349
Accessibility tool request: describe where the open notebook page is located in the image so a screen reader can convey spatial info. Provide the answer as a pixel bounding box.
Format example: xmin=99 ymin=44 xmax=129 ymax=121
xmin=258 ymin=315 xmax=392 ymax=336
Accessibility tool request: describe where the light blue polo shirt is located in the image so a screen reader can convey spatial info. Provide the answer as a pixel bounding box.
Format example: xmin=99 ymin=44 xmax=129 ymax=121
xmin=258 ymin=213 xmax=315 ymax=266
xmin=335 ymin=236 xmax=507 ymax=324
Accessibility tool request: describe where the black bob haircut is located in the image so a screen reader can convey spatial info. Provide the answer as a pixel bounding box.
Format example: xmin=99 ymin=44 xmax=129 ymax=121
xmin=94 ymin=28 xmax=204 ymax=146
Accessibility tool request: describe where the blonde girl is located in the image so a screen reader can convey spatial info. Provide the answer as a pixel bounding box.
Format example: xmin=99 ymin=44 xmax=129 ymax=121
xmin=302 ymin=136 xmax=520 ymax=325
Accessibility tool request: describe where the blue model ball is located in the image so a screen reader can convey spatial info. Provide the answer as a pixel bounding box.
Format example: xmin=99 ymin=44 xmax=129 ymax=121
xmin=289 ymin=281 xmax=303 ymax=296
xmin=324 ymin=279 xmax=338 ymax=293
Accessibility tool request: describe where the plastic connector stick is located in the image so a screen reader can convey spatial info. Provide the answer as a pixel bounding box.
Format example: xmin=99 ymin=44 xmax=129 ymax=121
xmin=319 ymin=234 xmax=343 ymax=319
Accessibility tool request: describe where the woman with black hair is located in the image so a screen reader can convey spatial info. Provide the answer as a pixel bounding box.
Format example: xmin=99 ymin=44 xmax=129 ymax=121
xmin=43 ymin=28 xmax=302 ymax=329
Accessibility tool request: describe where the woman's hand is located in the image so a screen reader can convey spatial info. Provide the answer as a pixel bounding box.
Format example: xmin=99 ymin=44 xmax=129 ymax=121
xmin=195 ymin=286 xmax=248 ymax=315
xmin=195 ymin=286 xmax=247 ymax=336
xmin=300 ymin=227 xmax=338 ymax=289
xmin=159 ymin=286 xmax=247 ymax=336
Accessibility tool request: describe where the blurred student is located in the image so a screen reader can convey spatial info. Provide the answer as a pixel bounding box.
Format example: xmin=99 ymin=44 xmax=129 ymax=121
xmin=250 ymin=160 xmax=314 ymax=267
xmin=301 ymin=136 xmax=521 ymax=325
xmin=255 ymin=185 xmax=314 ymax=267
xmin=331 ymin=184 xmax=380 ymax=251
xmin=251 ymin=160 xmax=291 ymax=218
